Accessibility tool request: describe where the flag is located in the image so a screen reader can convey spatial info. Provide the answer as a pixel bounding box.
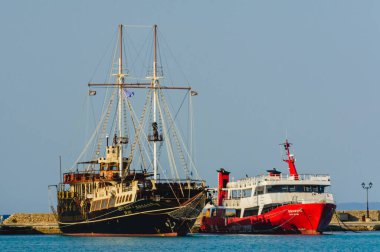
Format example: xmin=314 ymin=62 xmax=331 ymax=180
xmin=190 ymin=90 xmax=198 ymax=96
xmin=124 ymin=89 xmax=135 ymax=98
xmin=89 ymin=90 xmax=96 ymax=96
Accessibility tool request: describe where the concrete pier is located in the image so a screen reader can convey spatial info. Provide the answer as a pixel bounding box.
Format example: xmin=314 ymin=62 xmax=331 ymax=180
xmin=0 ymin=213 xmax=61 ymax=234
xmin=328 ymin=210 xmax=380 ymax=231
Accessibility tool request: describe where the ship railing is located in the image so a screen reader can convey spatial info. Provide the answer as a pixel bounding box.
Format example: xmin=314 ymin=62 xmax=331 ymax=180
xmin=57 ymin=191 xmax=78 ymax=199
xmin=266 ymin=174 xmax=330 ymax=181
xmin=63 ymin=171 xmax=101 ymax=184
xmin=233 ymin=174 xmax=330 ymax=185
xmin=155 ymin=179 xmax=206 ymax=188
xmin=120 ymin=185 xmax=134 ymax=193
xmin=288 ymin=174 xmax=330 ymax=181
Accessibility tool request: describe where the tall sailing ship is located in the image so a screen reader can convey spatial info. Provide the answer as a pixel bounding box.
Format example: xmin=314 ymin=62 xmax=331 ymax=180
xmin=52 ymin=25 xmax=206 ymax=236
xmin=200 ymin=140 xmax=336 ymax=234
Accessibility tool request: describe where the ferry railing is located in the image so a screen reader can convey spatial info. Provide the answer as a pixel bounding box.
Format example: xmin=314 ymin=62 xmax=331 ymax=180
xmin=230 ymin=174 xmax=330 ymax=186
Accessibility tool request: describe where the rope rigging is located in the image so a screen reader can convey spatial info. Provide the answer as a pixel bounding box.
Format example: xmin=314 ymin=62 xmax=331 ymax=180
xmin=124 ymin=89 xmax=152 ymax=176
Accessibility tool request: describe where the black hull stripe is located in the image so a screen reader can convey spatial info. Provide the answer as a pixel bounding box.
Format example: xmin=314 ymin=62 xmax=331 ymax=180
xmin=58 ymin=206 xmax=180 ymax=225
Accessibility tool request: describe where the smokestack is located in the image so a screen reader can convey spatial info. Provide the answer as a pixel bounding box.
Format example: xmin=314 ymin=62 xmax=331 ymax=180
xmin=217 ymin=168 xmax=230 ymax=206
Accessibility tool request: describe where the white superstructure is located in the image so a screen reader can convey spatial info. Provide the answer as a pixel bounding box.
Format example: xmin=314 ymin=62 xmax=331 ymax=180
xmin=222 ymin=173 xmax=334 ymax=218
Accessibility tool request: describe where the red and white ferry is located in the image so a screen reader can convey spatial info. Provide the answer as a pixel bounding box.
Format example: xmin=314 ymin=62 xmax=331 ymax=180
xmin=200 ymin=140 xmax=336 ymax=235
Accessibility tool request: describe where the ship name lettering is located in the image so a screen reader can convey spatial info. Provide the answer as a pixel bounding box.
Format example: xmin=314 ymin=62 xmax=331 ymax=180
xmin=124 ymin=210 xmax=132 ymax=215
xmin=288 ymin=209 xmax=302 ymax=216
xmin=118 ymin=202 xmax=160 ymax=212
xmin=134 ymin=203 xmax=160 ymax=209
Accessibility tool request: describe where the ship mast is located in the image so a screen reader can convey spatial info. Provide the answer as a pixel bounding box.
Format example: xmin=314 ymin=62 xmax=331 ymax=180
xmin=153 ymin=24 xmax=158 ymax=180
xmin=118 ymin=24 xmax=125 ymax=177
xmin=87 ymin=25 xmax=194 ymax=180
xmin=282 ymin=139 xmax=299 ymax=180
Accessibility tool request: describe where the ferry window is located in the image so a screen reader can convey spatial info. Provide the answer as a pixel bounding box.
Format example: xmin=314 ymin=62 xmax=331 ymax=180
xmin=318 ymin=186 xmax=325 ymax=193
xmin=296 ymin=185 xmax=304 ymax=192
xmin=236 ymin=190 xmax=241 ymax=198
xmin=266 ymin=186 xmax=276 ymax=193
xmin=225 ymin=209 xmax=236 ymax=218
xmin=231 ymin=190 xmax=238 ymax=198
xmin=255 ymin=186 xmax=264 ymax=195
xmin=242 ymin=189 xmax=252 ymax=197
xmin=243 ymin=208 xmax=259 ymax=217
xmin=312 ymin=186 xmax=319 ymax=192
xmin=110 ymin=165 xmax=118 ymax=171
xmin=266 ymin=185 xmax=327 ymax=194
xmin=235 ymin=209 xmax=241 ymax=218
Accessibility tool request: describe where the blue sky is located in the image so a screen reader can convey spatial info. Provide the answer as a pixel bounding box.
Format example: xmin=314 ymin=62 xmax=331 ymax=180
xmin=1 ymin=0 xmax=380 ymax=213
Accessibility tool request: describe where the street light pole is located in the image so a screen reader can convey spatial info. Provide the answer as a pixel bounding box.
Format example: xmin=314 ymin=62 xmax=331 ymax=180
xmin=362 ymin=182 xmax=373 ymax=219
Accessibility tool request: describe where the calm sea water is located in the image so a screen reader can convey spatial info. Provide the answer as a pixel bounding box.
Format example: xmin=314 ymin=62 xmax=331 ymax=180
xmin=1 ymin=232 xmax=380 ymax=251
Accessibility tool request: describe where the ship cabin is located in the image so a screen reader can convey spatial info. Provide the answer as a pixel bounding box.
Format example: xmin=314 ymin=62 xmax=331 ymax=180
xmin=58 ymin=144 xmax=151 ymax=215
xmin=212 ymin=169 xmax=334 ymax=219
xmin=62 ymin=145 xmax=132 ymax=187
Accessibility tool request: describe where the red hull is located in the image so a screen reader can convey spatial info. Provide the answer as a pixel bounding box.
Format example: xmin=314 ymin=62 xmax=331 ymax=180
xmin=200 ymin=203 xmax=336 ymax=235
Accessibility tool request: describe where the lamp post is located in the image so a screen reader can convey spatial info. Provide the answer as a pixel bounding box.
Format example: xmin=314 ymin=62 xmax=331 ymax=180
xmin=362 ymin=182 xmax=373 ymax=219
